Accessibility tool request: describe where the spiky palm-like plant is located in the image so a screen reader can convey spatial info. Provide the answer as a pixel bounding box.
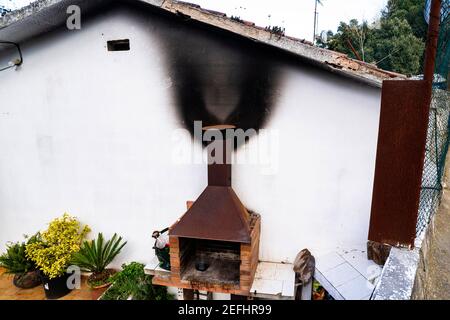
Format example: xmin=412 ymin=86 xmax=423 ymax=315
xmin=0 ymin=242 xmax=34 ymax=274
xmin=0 ymin=233 xmax=42 ymax=289
xmin=0 ymin=233 xmax=40 ymax=274
xmin=71 ymin=233 xmax=127 ymax=287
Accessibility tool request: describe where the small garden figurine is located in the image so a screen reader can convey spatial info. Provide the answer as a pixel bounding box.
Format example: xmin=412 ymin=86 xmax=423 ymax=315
xmin=152 ymin=228 xmax=170 ymax=271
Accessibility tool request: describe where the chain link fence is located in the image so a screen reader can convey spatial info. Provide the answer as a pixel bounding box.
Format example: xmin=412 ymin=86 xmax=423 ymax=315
xmin=417 ymin=89 xmax=450 ymax=236
xmin=416 ymin=0 xmax=449 ymax=236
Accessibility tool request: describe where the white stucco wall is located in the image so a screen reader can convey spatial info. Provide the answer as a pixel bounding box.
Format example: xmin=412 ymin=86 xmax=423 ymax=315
xmin=234 ymin=67 xmax=381 ymax=261
xmin=0 ymin=6 xmax=381 ymax=266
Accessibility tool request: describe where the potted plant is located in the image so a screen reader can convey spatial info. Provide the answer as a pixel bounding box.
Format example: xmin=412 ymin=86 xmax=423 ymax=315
xmin=0 ymin=233 xmax=42 ymax=289
xmin=100 ymin=262 xmax=174 ymax=300
xmin=25 ymin=213 xmax=90 ymax=299
xmin=71 ymin=233 xmax=127 ymax=300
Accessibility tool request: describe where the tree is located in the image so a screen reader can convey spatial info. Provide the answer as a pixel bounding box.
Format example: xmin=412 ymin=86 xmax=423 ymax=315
xmin=382 ymin=0 xmax=428 ymax=40
xmin=327 ymin=19 xmax=375 ymax=62
xmin=322 ymin=0 xmax=426 ymax=75
xmin=370 ymin=17 xmax=425 ymax=74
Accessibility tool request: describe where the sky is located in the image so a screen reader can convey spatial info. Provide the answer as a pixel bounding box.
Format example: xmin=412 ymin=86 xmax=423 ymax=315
xmin=1 ymin=0 xmax=388 ymax=41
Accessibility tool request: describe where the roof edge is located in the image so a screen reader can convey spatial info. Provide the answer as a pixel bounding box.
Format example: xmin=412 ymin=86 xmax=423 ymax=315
xmin=137 ymin=0 xmax=406 ymax=87
xmin=1 ymin=0 xmax=407 ymax=87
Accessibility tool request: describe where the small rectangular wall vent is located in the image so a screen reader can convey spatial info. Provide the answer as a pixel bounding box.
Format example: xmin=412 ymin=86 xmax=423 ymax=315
xmin=107 ymin=39 xmax=130 ymax=51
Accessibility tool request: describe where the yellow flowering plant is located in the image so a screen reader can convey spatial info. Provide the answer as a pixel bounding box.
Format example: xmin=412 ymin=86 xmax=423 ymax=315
xmin=25 ymin=213 xmax=90 ymax=279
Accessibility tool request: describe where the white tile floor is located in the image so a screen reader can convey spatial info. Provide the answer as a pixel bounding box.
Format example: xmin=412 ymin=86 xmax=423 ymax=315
xmin=315 ymin=252 xmax=345 ymax=272
xmin=323 ymin=262 xmax=360 ymax=287
xmin=250 ymin=262 xmax=296 ymax=299
xmin=337 ymin=275 xmax=373 ymax=300
xmin=315 ymin=247 xmax=382 ymax=300
xmin=251 ymin=279 xmax=283 ymax=296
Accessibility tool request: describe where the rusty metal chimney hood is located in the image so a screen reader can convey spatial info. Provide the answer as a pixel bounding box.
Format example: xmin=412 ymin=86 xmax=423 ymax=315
xmin=169 ymin=125 xmax=251 ymax=244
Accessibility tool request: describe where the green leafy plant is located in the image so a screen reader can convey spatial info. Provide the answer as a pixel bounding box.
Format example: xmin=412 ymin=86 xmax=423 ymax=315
xmin=71 ymin=233 xmax=127 ymax=287
xmin=319 ymin=0 xmax=426 ymax=75
xmin=25 ymin=213 xmax=90 ymax=279
xmin=0 ymin=234 xmax=41 ymax=274
xmin=101 ymin=262 xmax=174 ymax=300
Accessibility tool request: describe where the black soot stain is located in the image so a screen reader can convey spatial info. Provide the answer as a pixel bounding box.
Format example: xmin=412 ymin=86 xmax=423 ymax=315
xmin=155 ymin=14 xmax=283 ymax=148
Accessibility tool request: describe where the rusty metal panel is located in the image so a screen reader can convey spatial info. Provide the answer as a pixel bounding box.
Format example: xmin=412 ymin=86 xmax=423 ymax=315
xmin=423 ymin=0 xmax=441 ymax=82
xmin=207 ymin=138 xmax=232 ymax=187
xmin=170 ymin=124 xmax=251 ymax=243
xmin=368 ymin=80 xmax=431 ymax=247
xmin=169 ymin=186 xmax=251 ymax=243
xmin=205 ymin=125 xmax=233 ymax=186
xmin=207 ymin=162 xmax=231 ymax=186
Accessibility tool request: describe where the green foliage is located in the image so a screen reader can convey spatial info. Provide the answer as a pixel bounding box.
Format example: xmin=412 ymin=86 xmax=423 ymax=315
xmin=327 ymin=19 xmax=374 ymax=61
xmin=0 ymin=234 xmax=41 ymax=274
xmin=383 ymin=0 xmax=428 ymax=40
xmin=370 ymin=17 xmax=425 ymax=74
xmin=324 ymin=0 xmax=427 ymax=75
xmin=435 ymin=2 xmax=449 ymax=80
xmin=101 ymin=262 xmax=174 ymax=300
xmin=25 ymin=213 xmax=90 ymax=279
xmin=71 ymin=233 xmax=127 ymax=274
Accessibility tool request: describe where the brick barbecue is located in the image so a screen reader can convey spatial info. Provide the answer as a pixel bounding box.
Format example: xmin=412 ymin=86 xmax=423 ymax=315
xmin=153 ymin=125 xmax=260 ymax=296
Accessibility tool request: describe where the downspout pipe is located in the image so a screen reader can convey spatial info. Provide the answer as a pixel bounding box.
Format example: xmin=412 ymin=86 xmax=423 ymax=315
xmin=423 ymin=0 xmax=442 ymax=83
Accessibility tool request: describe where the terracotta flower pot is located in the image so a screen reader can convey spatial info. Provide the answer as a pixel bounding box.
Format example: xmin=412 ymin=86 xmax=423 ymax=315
xmin=87 ymin=269 xmax=116 ymax=300
xmin=13 ymin=270 xmax=41 ymax=289
xmin=90 ymin=282 xmax=112 ymax=300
